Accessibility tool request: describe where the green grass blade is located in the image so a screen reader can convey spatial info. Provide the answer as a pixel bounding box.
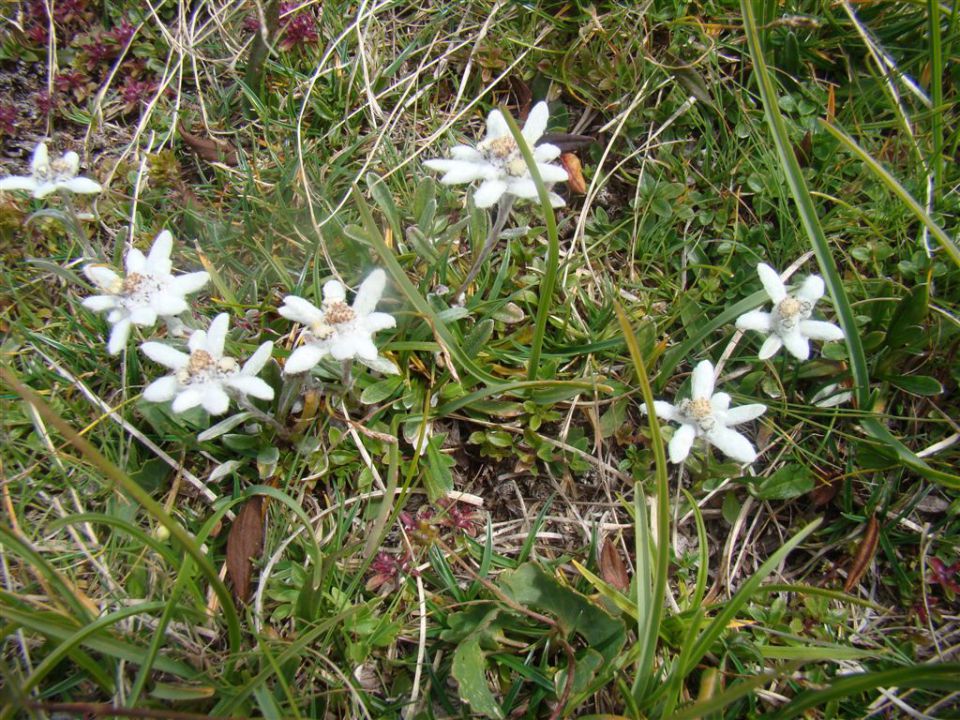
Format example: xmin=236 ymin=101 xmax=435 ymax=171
xmin=614 ymin=302 xmax=670 ymax=702
xmin=684 ymin=518 xmax=822 ymax=675
xmin=767 ymin=663 xmax=960 ymax=719
xmin=499 ymin=109 xmax=560 ymax=382
xmin=0 ymin=365 xmax=243 ymax=656
xmin=820 ymin=120 xmax=960 ymax=268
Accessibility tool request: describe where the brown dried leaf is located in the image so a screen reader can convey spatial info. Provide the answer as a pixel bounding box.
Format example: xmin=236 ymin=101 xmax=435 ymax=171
xmin=178 ymin=122 xmax=238 ymax=166
xmin=600 ymin=538 xmax=630 ymax=592
xmin=226 ymin=495 xmax=265 ymax=602
xmin=810 ymin=472 xmax=841 ymax=507
xmin=560 ymin=152 xmax=586 ymax=194
xmin=844 ymin=514 xmax=879 ymax=593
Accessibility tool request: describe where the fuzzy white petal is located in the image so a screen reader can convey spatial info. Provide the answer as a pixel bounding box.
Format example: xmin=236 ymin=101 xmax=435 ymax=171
xmin=226 ymin=375 xmax=274 ymax=400
xmin=669 ymin=423 xmax=697 ymax=463
xmin=363 ymin=312 xmax=396 ymax=333
xmin=353 ymin=269 xmax=386 ymax=315
xmin=171 ymin=388 xmax=204 ymax=413
xmin=723 ymin=403 xmax=767 ymax=426
xmin=188 ymin=330 xmax=207 ymax=353
xmin=522 ymin=102 xmax=549 ymax=144
xmin=640 ymin=400 xmax=678 ymax=422
xmin=107 ymin=319 xmax=132 ymax=355
xmin=485 ymin=109 xmax=508 ymax=139
xmin=322 ymin=280 xmax=347 ymax=304
xmin=129 ymin=306 xmax=158 ymax=326
xmin=150 ymin=294 xmax=189 ymax=317
xmin=141 ymin=342 xmax=189 ymax=370
xmin=534 ymin=143 xmax=561 ymax=162
xmin=450 ymin=145 xmax=483 ymax=161
xmin=0 ymin=176 xmax=39 ymax=193
xmin=205 ymin=314 xmax=230 ymax=356
xmin=758 ymin=335 xmax=783 ymax=360
xmin=143 ymin=375 xmax=179 ymax=402
xmin=507 ymin=178 xmax=539 ymax=199
xmin=710 ymin=392 xmax=731 ymax=413
xmin=145 ymin=231 xmax=173 ymax=275
xmin=200 ymin=386 xmax=231 ymax=415
xmin=781 ymin=329 xmax=811 ymax=360
xmin=706 ymin=426 xmax=758 ymax=463
xmin=330 ymin=336 xmax=362 ymax=360
xmin=285 ymin=344 xmax=326 ymax=374
xmin=537 ymin=163 xmax=569 ymax=184
xmin=358 ymin=354 xmax=400 ymax=375
xmin=736 ymin=310 xmax=772 ymax=332
xmin=279 ymin=296 xmax=324 ymax=325
xmin=82 ymin=295 xmax=117 ymax=312
xmin=548 ymin=191 xmax=565 ymax=208
xmin=84 ymin=265 xmax=120 ymax=290
xmin=241 ymin=341 xmax=273 ymax=376
xmin=60 ymin=151 xmax=80 ymax=176
xmin=426 ymin=159 xmax=488 ymax=184
xmin=60 ymin=177 xmax=102 ymax=195
xmin=800 ymin=320 xmax=844 ymax=342
xmin=31 ymin=143 xmax=50 ymax=174
xmin=690 ymin=360 xmax=715 ymax=400
xmin=796 ymin=275 xmax=825 ymax=304
xmin=354 ymin=336 xmax=379 ymax=361
xmin=757 ymin=263 xmax=787 ymax=304
xmin=170 ymin=271 xmax=209 ymax=295
xmin=474 ymin=179 xmax=508 ymax=208
xmin=125 ymin=248 xmax=147 ymax=275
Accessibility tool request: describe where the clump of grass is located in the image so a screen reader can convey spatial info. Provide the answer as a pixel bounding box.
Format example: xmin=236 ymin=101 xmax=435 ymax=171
xmin=2 ymin=0 xmax=960 ymax=718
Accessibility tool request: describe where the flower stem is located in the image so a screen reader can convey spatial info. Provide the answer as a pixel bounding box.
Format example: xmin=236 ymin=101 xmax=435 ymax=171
xmin=276 ymin=372 xmax=306 ymax=423
xmin=453 ymin=194 xmax=514 ymax=301
xmin=236 ymin=397 xmax=290 ymax=440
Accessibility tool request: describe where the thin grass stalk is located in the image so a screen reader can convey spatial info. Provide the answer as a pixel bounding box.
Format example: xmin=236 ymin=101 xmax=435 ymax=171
xmin=614 ymin=302 xmax=670 ymax=703
xmin=928 ymin=0 xmax=944 ymax=199
xmin=12 ymin=602 xmax=169 ymax=718
xmin=499 ymin=110 xmax=560 ymax=383
xmin=819 ymin=120 xmax=960 ymax=268
xmin=0 ymin=365 xmax=242 ymax=657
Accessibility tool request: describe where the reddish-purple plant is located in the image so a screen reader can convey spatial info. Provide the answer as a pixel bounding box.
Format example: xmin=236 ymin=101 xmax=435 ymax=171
xmin=55 ymin=70 xmax=95 ymax=102
xmin=436 ymin=498 xmax=481 ymax=536
xmin=35 ymin=90 xmax=57 ymax=116
xmin=245 ymin=2 xmax=319 ymax=52
xmin=0 ymin=104 xmax=17 ymax=136
xmin=928 ymin=557 xmax=960 ymax=594
xmin=107 ymin=19 xmax=136 ymax=49
xmin=120 ymin=78 xmax=159 ymax=113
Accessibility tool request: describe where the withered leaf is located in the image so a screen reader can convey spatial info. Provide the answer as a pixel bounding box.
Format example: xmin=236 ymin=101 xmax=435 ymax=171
xmin=178 ymin=122 xmax=238 ymax=166
xmin=810 ymin=472 xmax=841 ymax=507
xmin=226 ymin=495 xmax=265 ymax=602
xmin=560 ymin=152 xmax=587 ymax=195
xmin=600 ymin=538 xmax=630 ymax=592
xmin=844 ymin=514 xmax=879 ymax=593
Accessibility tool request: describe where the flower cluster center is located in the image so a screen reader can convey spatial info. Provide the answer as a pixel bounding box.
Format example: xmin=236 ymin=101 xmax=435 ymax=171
xmin=42 ymin=157 xmax=75 ymax=181
xmin=680 ymin=397 xmax=716 ymax=432
xmin=480 ymin=136 xmax=528 ymax=177
xmin=178 ymin=349 xmax=238 ymax=385
xmin=775 ymin=295 xmax=812 ymax=331
xmin=323 ymin=301 xmax=356 ymax=326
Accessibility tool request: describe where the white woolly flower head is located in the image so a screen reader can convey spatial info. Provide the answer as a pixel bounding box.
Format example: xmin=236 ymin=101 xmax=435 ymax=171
xmin=0 ymin=142 xmax=102 ymax=198
xmin=141 ymin=313 xmax=275 ymax=416
xmin=736 ymin=263 xmax=845 ymax=361
xmin=278 ymin=268 xmax=398 ymax=375
xmin=641 ymin=360 xmax=767 ymax=464
xmin=81 ymin=230 xmax=210 ymax=355
xmin=423 ymin=101 xmax=568 ymax=208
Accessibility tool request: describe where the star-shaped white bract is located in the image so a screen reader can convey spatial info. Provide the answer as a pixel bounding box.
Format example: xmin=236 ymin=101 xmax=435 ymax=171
xmin=641 ymin=360 xmax=766 ymax=464
xmin=736 ymin=263 xmax=845 ymax=361
xmin=423 ymin=101 xmax=568 ymax=208
xmin=0 ymin=142 xmax=102 ymax=198
xmin=141 ymin=313 xmax=275 ymax=416
xmin=278 ymin=269 xmax=398 ymax=375
xmin=82 ymin=230 xmax=210 ymax=355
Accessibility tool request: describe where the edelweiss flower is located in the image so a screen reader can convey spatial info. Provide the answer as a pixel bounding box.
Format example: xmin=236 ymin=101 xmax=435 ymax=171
xmin=278 ymin=269 xmax=397 ymax=375
xmin=0 ymin=141 xmax=102 ymax=198
xmin=423 ymin=101 xmax=568 ymax=208
xmin=736 ymin=263 xmax=845 ymax=361
xmin=141 ymin=313 xmax=274 ymax=415
xmin=641 ymin=360 xmax=766 ymax=464
xmin=82 ymin=230 xmax=209 ymax=355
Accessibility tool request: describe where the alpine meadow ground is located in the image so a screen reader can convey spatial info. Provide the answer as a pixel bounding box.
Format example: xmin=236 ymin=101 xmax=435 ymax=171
xmin=1 ymin=0 xmax=959 ymax=718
